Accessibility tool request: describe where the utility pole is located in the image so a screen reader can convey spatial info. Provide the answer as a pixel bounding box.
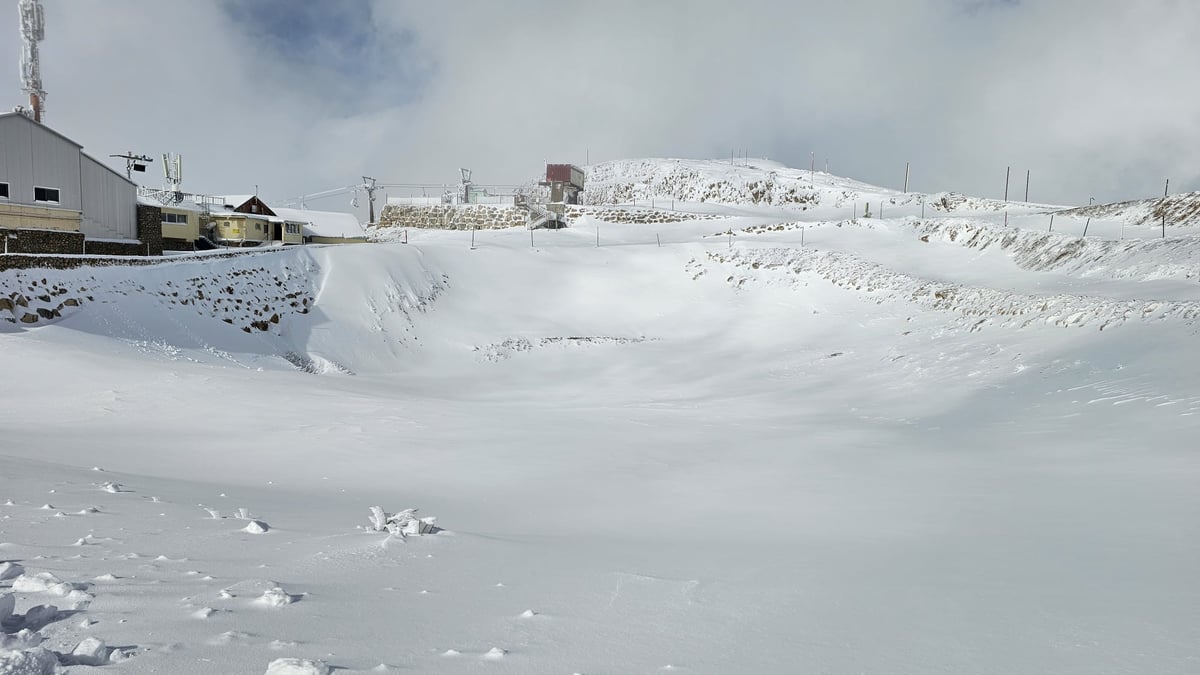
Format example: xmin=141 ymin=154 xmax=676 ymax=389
xmin=1004 ymin=166 xmax=1010 ymax=203
xmin=1163 ymin=178 xmax=1169 ymax=238
xmin=109 ymin=152 xmax=153 ymax=180
xmin=362 ymin=176 xmax=378 ymax=224
xmin=810 ymin=152 xmax=815 ymax=183
xmin=1025 ymin=169 xmax=1030 ymax=202
xmin=903 ymin=162 xmax=910 ymax=193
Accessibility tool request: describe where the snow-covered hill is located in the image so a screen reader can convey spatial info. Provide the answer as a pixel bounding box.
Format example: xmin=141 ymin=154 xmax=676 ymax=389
xmin=2 ymin=158 xmax=1200 ymax=674
xmin=582 ymin=157 xmax=1058 ymax=215
xmin=1055 ymin=190 xmax=1200 ymax=228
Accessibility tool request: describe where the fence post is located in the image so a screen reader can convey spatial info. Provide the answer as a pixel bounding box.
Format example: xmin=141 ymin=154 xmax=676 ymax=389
xmin=1083 ymin=217 xmax=1091 ymax=237
xmin=656 ymin=233 xmax=661 ymax=247
xmin=1049 ymin=213 xmax=1054 ymax=232
xmin=596 ymin=226 xmax=599 ymax=248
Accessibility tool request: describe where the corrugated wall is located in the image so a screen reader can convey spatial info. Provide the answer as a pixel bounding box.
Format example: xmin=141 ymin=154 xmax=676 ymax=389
xmin=0 ymin=116 xmax=37 ymax=204
xmin=80 ymin=155 xmax=136 ymax=239
xmin=28 ymin=122 xmax=82 ymax=211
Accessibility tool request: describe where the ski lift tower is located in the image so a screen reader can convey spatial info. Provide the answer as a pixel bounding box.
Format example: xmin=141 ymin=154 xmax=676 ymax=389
xmin=18 ymin=0 xmax=47 ymax=123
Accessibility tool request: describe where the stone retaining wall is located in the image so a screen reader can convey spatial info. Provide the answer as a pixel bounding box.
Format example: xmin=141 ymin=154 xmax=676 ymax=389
xmin=378 ymin=204 xmax=528 ymax=231
xmin=136 ymin=204 xmax=165 ymax=256
xmin=0 ymin=245 xmax=292 ymax=273
xmin=374 ymin=204 xmax=727 ymax=235
xmin=0 ymin=227 xmax=86 ymax=256
xmin=565 ymin=206 xmax=724 ymax=225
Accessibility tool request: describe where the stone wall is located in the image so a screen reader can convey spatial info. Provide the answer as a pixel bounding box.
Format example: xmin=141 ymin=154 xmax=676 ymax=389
xmin=162 ymin=237 xmax=196 ymax=252
xmin=378 ymin=204 xmax=528 ymax=231
xmin=0 ymin=227 xmax=86 ymax=256
xmin=136 ymin=204 xmax=165 ymax=256
xmin=565 ymin=206 xmax=724 ymax=225
xmin=82 ymin=240 xmax=147 ymax=257
xmin=374 ymin=203 xmax=727 ymax=235
xmin=0 ymin=244 xmax=291 ymax=273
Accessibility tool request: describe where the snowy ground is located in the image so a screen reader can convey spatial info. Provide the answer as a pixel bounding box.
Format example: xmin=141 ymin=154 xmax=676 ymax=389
xmin=2 ymin=161 xmax=1199 ymax=673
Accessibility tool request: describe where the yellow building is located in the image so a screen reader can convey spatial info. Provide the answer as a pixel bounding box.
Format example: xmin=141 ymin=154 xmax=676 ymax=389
xmin=209 ymin=195 xmax=302 ymax=246
xmin=138 ymin=193 xmax=204 ymax=249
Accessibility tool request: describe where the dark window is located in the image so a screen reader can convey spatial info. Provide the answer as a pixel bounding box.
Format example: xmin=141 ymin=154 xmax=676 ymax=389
xmin=34 ymin=186 xmax=60 ymax=203
xmin=0 ymin=182 xmax=8 ymax=199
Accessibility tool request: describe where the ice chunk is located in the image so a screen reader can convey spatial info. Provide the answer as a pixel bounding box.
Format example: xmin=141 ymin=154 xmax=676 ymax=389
xmin=21 ymin=605 xmax=57 ymax=630
xmin=0 ymin=562 xmax=24 ymax=581
xmin=244 ymin=520 xmax=270 ymax=534
xmin=255 ymin=587 xmax=296 ymax=608
xmin=70 ymin=637 xmax=109 ymax=666
xmin=0 ymin=646 xmax=59 ymax=674
xmin=12 ymin=573 xmax=61 ymax=594
xmin=264 ymin=657 xmax=329 ymax=675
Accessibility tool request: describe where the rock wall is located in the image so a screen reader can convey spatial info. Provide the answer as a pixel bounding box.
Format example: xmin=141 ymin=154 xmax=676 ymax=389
xmin=565 ymin=206 xmax=724 ymax=225
xmin=82 ymin=240 xmax=147 ymax=257
xmin=378 ymin=204 xmax=528 ymax=231
xmin=136 ymin=204 xmax=165 ymax=256
xmin=0 ymin=206 xmax=164 ymax=266
xmin=373 ymin=204 xmax=726 ymax=236
xmin=0 ymin=227 xmax=86 ymax=257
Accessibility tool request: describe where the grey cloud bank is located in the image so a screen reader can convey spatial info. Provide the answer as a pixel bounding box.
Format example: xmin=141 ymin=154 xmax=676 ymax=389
xmin=1 ymin=0 xmax=1195 ymax=214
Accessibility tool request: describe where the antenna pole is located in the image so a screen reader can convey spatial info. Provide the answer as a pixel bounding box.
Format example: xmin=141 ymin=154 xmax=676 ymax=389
xmin=109 ymin=152 xmax=153 ymax=180
xmin=18 ymin=0 xmax=48 ymax=123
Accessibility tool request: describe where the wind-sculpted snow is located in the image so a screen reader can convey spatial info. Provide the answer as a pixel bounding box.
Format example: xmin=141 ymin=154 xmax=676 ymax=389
xmin=1056 ymin=191 xmax=1200 ymax=228
xmin=713 ymin=247 xmax=1200 ymax=331
xmin=905 ymin=218 xmax=1200 ymax=282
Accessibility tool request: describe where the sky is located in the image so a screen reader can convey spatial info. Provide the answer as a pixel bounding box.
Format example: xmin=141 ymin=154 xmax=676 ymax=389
xmin=1 ymin=0 xmax=1198 ymax=218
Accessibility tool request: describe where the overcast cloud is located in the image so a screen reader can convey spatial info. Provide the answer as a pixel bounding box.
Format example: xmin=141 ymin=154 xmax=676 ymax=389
xmin=2 ymin=0 xmax=1197 ymax=217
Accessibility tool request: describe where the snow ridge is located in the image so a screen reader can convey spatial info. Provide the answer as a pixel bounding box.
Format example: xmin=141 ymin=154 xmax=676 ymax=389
xmin=713 ymin=247 xmax=1200 ymax=331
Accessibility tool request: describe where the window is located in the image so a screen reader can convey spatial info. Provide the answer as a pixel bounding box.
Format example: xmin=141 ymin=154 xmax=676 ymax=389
xmin=285 ymin=223 xmax=301 ymax=235
xmin=0 ymin=182 xmax=8 ymax=199
xmin=34 ymin=186 xmax=59 ymax=203
xmin=160 ymin=213 xmax=190 ymax=225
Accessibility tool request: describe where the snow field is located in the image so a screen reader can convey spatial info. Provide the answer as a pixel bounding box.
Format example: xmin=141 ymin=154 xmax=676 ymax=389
xmin=1 ymin=159 xmax=1199 ymax=672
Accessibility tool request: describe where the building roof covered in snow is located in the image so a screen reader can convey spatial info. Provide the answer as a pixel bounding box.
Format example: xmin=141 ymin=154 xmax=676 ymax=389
xmin=272 ymin=207 xmax=366 ymax=240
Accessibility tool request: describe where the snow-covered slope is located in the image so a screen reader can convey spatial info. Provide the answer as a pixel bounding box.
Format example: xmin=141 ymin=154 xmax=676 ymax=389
xmin=2 ymin=159 xmax=1199 ymax=674
xmin=1056 ymin=190 xmax=1200 ymax=228
xmin=583 ymin=157 xmax=1059 ymax=214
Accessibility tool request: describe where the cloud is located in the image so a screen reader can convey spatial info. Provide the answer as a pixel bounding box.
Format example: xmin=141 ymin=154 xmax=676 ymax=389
xmin=1 ymin=0 xmax=1197 ymax=213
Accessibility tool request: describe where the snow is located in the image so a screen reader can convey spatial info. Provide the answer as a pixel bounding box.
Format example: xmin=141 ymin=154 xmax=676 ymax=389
xmin=1 ymin=158 xmax=1198 ymax=673
xmin=272 ymin=207 xmax=366 ymax=240
xmin=264 ymin=658 xmax=329 ymax=675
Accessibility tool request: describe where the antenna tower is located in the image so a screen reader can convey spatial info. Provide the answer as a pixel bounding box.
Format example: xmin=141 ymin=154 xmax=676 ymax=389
xmin=18 ymin=0 xmax=47 ymax=123
xmin=163 ymin=153 xmax=183 ymax=193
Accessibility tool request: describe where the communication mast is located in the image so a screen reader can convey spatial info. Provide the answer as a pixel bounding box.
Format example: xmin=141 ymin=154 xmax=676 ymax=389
xmin=163 ymin=153 xmax=183 ymax=193
xmin=18 ymin=0 xmax=47 ymax=123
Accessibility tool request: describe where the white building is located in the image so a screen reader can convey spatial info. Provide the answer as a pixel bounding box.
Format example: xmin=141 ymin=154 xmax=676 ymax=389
xmin=0 ymin=112 xmax=137 ymax=242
